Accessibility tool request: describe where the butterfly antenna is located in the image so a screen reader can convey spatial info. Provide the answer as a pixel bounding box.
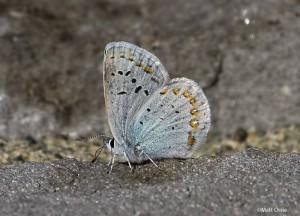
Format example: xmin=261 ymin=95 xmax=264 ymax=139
xmin=75 ymin=134 xmax=106 ymax=142
xmin=75 ymin=135 xmax=106 ymax=165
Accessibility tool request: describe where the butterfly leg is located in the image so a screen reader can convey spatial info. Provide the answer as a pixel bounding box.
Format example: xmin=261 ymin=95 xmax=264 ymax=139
xmin=123 ymin=151 xmax=133 ymax=171
xmin=90 ymin=146 xmax=104 ymax=164
xmin=140 ymin=151 xmax=160 ymax=169
xmin=107 ymin=153 xmax=113 ymax=167
xmin=107 ymin=144 xmax=115 ymax=167
xmin=108 ymin=153 xmax=116 ymax=174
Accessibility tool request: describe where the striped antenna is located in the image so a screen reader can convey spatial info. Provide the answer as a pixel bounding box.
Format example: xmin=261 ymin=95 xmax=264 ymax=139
xmin=75 ymin=134 xmax=106 ymax=142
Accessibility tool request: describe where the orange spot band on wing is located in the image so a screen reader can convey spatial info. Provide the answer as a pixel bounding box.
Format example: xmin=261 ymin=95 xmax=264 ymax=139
xmin=190 ymin=108 xmax=199 ymax=118
xmin=190 ymin=118 xmax=199 ymax=129
xmin=172 ymin=88 xmax=180 ymax=95
xmin=144 ymin=66 xmax=152 ymax=73
xmin=183 ymin=91 xmax=192 ymax=99
xmin=160 ymin=89 xmax=168 ymax=95
xmin=188 ymin=131 xmax=195 ymax=145
xmin=136 ymin=61 xmax=143 ymax=67
xmin=128 ymin=57 xmax=134 ymax=61
xmin=151 ymin=76 xmax=160 ymax=83
xmin=189 ymin=98 xmax=196 ymax=106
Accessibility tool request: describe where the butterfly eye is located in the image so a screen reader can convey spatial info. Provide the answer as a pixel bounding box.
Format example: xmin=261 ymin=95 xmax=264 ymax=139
xmin=109 ymin=138 xmax=115 ymax=148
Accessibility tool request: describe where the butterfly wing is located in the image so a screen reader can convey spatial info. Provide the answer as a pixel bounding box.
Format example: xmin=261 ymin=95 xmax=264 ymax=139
xmin=127 ymin=77 xmax=211 ymax=159
xmin=103 ymin=42 xmax=170 ymax=146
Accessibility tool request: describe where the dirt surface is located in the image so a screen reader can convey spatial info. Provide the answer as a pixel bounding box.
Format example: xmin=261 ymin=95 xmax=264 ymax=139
xmin=0 ymin=148 xmax=299 ymax=216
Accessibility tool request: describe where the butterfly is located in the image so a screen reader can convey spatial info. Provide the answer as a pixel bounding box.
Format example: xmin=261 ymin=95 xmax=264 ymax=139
xmin=82 ymin=41 xmax=211 ymax=172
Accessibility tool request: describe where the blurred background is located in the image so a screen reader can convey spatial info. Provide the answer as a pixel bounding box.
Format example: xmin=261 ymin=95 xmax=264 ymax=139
xmin=0 ymin=0 xmax=299 ymax=164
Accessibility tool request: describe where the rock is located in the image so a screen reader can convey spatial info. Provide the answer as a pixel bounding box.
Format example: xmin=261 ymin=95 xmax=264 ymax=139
xmin=0 ymin=148 xmax=299 ymax=215
xmin=0 ymin=0 xmax=299 ymax=138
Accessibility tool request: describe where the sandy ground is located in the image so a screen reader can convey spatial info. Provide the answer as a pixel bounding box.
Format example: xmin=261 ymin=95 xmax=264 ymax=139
xmin=0 ymin=148 xmax=299 ymax=215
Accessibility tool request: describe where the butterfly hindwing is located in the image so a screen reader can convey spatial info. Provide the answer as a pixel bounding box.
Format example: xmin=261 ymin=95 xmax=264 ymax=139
xmin=103 ymin=42 xmax=170 ymax=146
xmin=127 ymin=78 xmax=211 ymax=159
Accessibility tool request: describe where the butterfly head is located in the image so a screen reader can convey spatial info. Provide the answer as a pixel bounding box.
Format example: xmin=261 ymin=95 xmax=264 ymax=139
xmin=76 ymin=135 xmax=127 ymax=163
xmin=102 ymin=137 xmax=128 ymax=163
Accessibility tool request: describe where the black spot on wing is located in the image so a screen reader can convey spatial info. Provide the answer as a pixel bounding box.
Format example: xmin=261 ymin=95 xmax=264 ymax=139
xmin=135 ymin=86 xmax=142 ymax=93
xmin=117 ymin=91 xmax=127 ymax=95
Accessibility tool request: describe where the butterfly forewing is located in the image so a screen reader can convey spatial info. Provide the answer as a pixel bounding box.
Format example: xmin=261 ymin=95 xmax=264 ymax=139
xmin=127 ymin=78 xmax=211 ymax=159
xmin=103 ymin=42 xmax=170 ymax=146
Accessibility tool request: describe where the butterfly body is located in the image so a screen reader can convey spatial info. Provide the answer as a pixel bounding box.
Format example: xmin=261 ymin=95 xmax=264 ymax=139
xmin=101 ymin=42 xmax=211 ymax=164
